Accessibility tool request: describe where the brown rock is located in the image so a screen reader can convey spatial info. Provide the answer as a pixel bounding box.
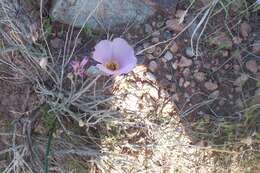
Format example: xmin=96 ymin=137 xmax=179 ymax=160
xmin=204 ymin=82 xmax=218 ymax=91
xmin=240 ymin=21 xmax=251 ymax=38
xmin=153 ymin=46 xmax=162 ymax=57
xmin=245 ymin=60 xmax=258 ymax=74
xmin=194 ymin=72 xmax=206 ymax=82
xmin=183 ymin=81 xmax=190 ymax=88
xmin=175 ymin=9 xmax=186 ymax=18
xmin=252 ymin=40 xmax=260 ymax=55
xmin=170 ymin=41 xmax=179 ymax=53
xmin=178 ymin=56 xmax=192 ymax=68
xmin=166 ymin=19 xmax=184 ymax=32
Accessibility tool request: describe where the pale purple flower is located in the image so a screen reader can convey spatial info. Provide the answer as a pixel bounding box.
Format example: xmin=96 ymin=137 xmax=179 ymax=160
xmin=93 ymin=38 xmax=137 ymax=76
xmin=70 ymin=57 xmax=88 ymax=77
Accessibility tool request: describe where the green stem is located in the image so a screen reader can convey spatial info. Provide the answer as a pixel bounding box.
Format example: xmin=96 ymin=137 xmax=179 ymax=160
xmin=44 ymin=119 xmax=56 ymax=173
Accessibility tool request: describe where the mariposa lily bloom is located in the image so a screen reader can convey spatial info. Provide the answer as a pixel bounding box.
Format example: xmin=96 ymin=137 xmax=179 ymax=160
xmin=70 ymin=57 xmax=88 ymax=77
xmin=93 ymin=38 xmax=137 ymax=76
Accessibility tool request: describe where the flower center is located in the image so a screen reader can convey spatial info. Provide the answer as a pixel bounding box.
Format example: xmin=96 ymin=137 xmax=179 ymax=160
xmin=105 ymin=60 xmax=119 ymax=71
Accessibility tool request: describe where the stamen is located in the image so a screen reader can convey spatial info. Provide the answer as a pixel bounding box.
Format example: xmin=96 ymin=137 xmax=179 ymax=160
xmin=105 ymin=60 xmax=119 ymax=71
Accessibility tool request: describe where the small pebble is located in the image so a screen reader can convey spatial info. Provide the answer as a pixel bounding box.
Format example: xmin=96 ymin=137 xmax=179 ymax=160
xmin=171 ymin=62 xmax=178 ymax=69
xmin=233 ymin=36 xmax=242 ymax=44
xmin=163 ymin=51 xmax=174 ymax=61
xmin=194 ymin=72 xmax=206 ymax=82
xmin=204 ymin=81 xmax=218 ymax=91
xmin=147 ymin=46 xmax=156 ymax=54
xmin=222 ymin=50 xmax=229 ymax=57
xmin=165 ymin=74 xmax=172 ymax=80
xmin=153 ymin=47 xmax=162 ymax=57
xmin=179 ymin=78 xmax=184 ymax=87
xmin=166 ymin=19 xmax=184 ymax=32
xmin=240 ymin=21 xmax=251 ymax=38
xmin=149 ymin=61 xmax=158 ymax=72
xmin=39 ymin=58 xmax=48 ymax=70
xmin=184 ymin=81 xmax=190 ymax=88
xmin=163 ymin=30 xmax=172 ymax=40
xmin=178 ymin=56 xmax=193 ymax=67
xmin=144 ymin=24 xmax=153 ymax=33
xmin=146 ymin=54 xmax=155 ymax=60
xmin=170 ymin=41 xmax=179 ymax=53
xmin=185 ymin=47 xmax=195 ymax=57
xmin=245 ymin=59 xmax=258 ymax=74
xmin=152 ymin=37 xmax=160 ymax=43
xmin=175 ymin=9 xmax=186 ymax=18
xmin=252 ymin=40 xmax=260 ymax=55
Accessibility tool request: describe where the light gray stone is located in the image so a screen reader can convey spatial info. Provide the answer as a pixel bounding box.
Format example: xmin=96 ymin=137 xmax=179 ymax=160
xmin=185 ymin=47 xmax=195 ymax=57
xmin=51 ymin=0 xmax=178 ymax=29
xmin=163 ymin=51 xmax=173 ymax=61
xmin=149 ymin=61 xmax=158 ymax=72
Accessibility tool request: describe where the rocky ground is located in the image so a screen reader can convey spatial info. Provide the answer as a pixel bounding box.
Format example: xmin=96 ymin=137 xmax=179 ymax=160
xmin=102 ymin=3 xmax=260 ymax=172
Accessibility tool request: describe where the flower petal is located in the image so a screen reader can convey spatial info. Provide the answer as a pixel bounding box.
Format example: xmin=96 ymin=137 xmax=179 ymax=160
xmin=71 ymin=61 xmax=80 ymax=72
xmin=114 ymin=56 xmax=137 ymax=75
xmin=96 ymin=64 xmax=116 ymax=75
xmin=96 ymin=55 xmax=137 ymax=76
xmin=93 ymin=40 xmax=113 ymax=63
xmin=111 ymin=38 xmax=134 ymax=65
xmin=80 ymin=56 xmax=88 ymax=67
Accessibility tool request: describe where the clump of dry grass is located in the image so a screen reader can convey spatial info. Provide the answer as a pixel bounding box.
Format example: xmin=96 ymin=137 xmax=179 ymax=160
xmin=0 ymin=0 xmax=115 ymax=172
